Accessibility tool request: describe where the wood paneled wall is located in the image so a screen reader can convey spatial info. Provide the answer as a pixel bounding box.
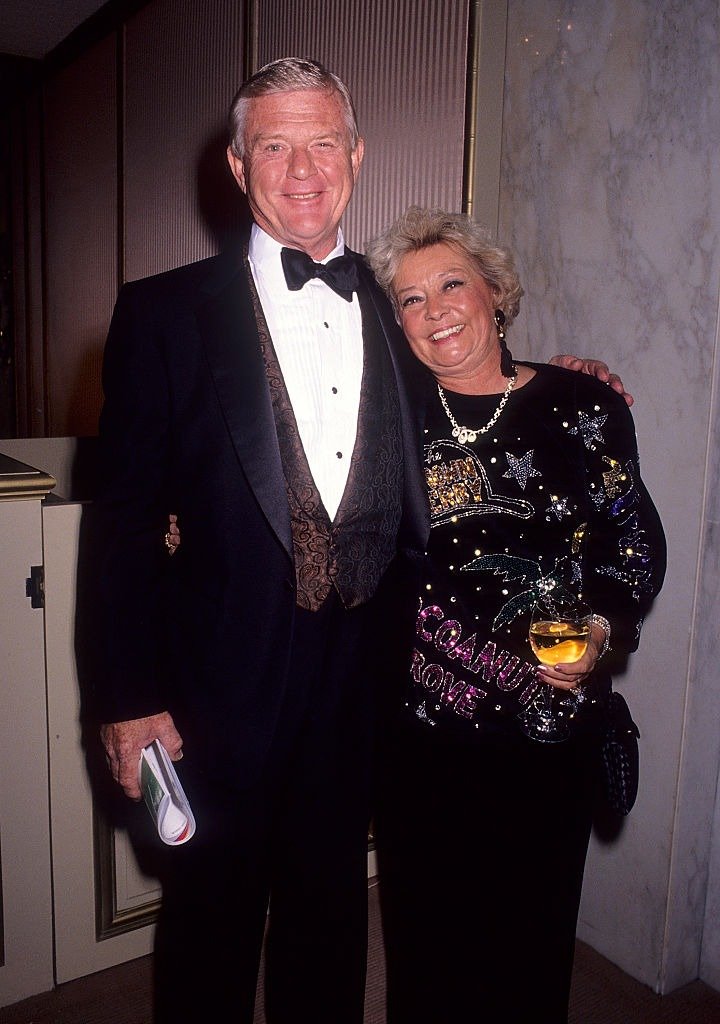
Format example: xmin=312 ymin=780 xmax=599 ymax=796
xmin=43 ymin=36 xmax=117 ymax=438
xmin=11 ymin=0 xmax=471 ymax=438
xmin=256 ymin=0 xmax=469 ymax=252
xmin=123 ymin=0 xmax=246 ymax=281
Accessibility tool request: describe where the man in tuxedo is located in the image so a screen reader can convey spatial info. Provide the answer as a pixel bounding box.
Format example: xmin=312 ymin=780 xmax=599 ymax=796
xmin=95 ymin=57 xmax=427 ymax=1024
xmin=95 ymin=57 xmax=625 ymax=1023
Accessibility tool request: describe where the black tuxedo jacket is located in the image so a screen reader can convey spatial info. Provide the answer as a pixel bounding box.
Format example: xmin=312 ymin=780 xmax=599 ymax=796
xmin=91 ymin=238 xmax=429 ymax=784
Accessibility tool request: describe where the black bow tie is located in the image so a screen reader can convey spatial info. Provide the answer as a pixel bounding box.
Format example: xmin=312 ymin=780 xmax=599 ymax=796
xmin=280 ymin=247 xmax=360 ymax=302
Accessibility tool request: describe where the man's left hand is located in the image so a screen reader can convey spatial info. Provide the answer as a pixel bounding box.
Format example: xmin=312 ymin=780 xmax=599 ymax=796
xmin=101 ymin=711 xmax=183 ymax=800
xmin=550 ymin=354 xmax=633 ymax=407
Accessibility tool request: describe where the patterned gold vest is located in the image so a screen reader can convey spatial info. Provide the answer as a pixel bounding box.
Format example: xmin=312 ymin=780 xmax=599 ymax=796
xmin=248 ymin=268 xmax=403 ymax=611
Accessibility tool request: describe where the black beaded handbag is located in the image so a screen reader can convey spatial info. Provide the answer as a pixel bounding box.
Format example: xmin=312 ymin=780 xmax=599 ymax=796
xmin=600 ymin=691 xmax=640 ymax=816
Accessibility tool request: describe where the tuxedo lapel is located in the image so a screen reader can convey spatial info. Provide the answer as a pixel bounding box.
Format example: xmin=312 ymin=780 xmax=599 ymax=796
xmin=354 ymin=255 xmax=427 ymax=435
xmin=356 ymin=259 xmax=430 ymax=551
xmin=197 ymin=256 xmax=293 ymax=561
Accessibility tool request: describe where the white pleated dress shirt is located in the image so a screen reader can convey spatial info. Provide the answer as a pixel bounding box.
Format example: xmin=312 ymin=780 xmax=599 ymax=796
xmin=248 ymin=224 xmax=364 ymax=520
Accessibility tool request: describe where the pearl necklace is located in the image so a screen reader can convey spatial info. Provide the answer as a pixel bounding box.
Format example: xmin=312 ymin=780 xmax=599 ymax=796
xmin=437 ymin=368 xmax=517 ymax=444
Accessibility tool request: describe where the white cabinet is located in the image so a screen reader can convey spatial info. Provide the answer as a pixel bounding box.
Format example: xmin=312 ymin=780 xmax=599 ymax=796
xmin=0 ymin=451 xmax=158 ymax=1007
xmin=0 ymin=463 xmax=55 ymax=1006
xmin=43 ymin=502 xmax=158 ymax=984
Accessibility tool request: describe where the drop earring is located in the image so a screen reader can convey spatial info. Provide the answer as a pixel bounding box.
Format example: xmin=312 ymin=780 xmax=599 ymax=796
xmin=495 ymin=309 xmax=515 ymax=377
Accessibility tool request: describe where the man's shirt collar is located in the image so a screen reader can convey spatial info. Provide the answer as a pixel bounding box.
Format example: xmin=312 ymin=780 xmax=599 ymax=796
xmin=248 ymin=223 xmax=346 ymax=295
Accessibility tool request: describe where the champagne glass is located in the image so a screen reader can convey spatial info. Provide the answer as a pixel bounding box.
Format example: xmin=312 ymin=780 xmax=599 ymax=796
xmin=519 ymin=595 xmax=591 ymax=742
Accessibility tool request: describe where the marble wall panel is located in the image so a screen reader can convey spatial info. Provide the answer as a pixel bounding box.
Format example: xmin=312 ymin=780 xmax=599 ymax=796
xmin=500 ymin=0 xmax=720 ymax=991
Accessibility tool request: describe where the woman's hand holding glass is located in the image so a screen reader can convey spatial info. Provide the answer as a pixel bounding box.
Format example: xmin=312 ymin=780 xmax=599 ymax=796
xmin=534 ymin=618 xmax=606 ymax=692
xmin=521 ymin=597 xmax=607 ymax=742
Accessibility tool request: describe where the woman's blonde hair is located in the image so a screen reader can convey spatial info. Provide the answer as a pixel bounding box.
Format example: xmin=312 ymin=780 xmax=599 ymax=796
xmin=366 ymin=206 xmax=523 ymax=324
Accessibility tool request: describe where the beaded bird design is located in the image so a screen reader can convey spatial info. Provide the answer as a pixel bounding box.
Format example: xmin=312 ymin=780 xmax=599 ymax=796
xmin=460 ymin=553 xmax=581 ymax=633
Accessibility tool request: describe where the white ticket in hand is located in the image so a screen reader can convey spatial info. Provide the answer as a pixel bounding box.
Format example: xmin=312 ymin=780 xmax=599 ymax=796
xmin=139 ymin=740 xmax=196 ymax=845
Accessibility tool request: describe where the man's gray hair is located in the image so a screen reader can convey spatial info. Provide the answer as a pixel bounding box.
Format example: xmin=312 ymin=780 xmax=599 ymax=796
xmin=228 ymin=57 xmax=360 ymax=159
xmin=366 ymin=206 xmax=524 ymax=324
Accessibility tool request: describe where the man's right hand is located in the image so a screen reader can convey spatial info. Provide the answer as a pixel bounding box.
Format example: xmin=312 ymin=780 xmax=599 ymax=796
xmin=549 ymin=354 xmax=634 ymax=406
xmin=101 ymin=711 xmax=183 ymax=800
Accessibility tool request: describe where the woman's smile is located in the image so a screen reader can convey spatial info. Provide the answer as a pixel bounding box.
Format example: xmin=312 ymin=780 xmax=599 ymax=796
xmin=392 ymin=242 xmax=503 ymax=393
xmin=430 ymin=323 xmax=465 ymax=342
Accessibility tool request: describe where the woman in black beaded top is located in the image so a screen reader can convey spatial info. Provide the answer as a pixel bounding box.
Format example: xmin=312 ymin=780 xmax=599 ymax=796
xmin=366 ymin=207 xmax=666 ymax=1024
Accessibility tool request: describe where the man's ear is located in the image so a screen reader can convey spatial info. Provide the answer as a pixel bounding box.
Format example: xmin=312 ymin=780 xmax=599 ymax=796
xmin=351 ymin=137 xmax=365 ymax=182
xmin=226 ymin=146 xmax=247 ymax=193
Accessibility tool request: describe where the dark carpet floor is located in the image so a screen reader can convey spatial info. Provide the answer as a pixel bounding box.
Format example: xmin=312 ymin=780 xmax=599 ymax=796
xmin=2 ymin=879 xmax=719 ymax=1023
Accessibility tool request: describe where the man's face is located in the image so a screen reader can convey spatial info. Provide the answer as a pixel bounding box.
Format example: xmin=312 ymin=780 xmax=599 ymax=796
xmin=227 ymin=89 xmax=364 ymax=261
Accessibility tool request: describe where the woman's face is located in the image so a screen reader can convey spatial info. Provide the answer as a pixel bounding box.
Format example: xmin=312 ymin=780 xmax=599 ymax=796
xmin=392 ymin=242 xmax=499 ymax=392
